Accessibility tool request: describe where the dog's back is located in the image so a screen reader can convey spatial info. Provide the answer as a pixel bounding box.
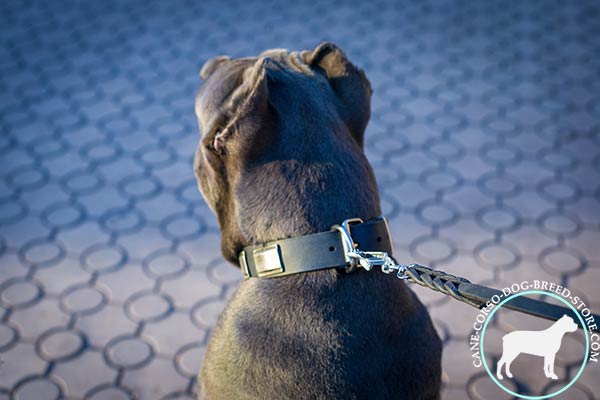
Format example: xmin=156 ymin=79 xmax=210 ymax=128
xmin=200 ymin=271 xmax=441 ymax=400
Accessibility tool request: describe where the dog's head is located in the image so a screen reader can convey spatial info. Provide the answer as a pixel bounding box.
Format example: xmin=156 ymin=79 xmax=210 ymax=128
xmin=194 ymin=42 xmax=380 ymax=264
xmin=559 ymin=315 xmax=578 ymax=332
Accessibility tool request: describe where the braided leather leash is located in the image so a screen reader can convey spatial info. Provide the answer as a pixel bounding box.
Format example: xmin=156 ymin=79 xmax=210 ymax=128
xmin=376 ymin=262 xmax=600 ymax=333
xmin=400 ymin=264 xmax=481 ymax=308
xmin=330 ymin=219 xmax=600 ymax=332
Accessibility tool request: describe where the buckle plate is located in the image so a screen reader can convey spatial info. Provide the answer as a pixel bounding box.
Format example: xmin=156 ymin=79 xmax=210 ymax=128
xmin=253 ymin=244 xmax=284 ymax=277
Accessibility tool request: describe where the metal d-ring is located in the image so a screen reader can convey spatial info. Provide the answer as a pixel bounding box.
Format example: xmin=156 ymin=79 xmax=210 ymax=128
xmin=331 ymin=218 xmax=364 ymax=272
xmin=332 ymin=218 xmax=411 ymax=276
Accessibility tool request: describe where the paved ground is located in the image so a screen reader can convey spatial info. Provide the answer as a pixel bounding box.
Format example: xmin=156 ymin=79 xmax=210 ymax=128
xmin=1 ymin=0 xmax=599 ymax=399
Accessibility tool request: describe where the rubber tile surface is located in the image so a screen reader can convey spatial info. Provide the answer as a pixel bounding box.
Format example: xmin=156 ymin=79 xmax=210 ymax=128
xmin=1 ymin=0 xmax=599 ymax=399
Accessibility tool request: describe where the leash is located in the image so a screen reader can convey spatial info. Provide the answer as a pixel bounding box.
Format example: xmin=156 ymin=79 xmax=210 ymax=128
xmin=381 ymin=262 xmax=600 ymax=331
xmin=333 ymin=219 xmax=600 ymax=334
xmin=239 ymin=217 xmax=600 ymax=333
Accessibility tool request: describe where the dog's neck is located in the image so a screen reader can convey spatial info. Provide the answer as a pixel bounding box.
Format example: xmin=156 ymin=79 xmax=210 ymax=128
xmin=232 ymin=127 xmax=381 ymax=254
xmin=236 ymin=159 xmax=381 ymax=245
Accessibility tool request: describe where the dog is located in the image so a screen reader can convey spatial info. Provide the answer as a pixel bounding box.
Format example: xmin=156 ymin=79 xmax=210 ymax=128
xmin=496 ymin=314 xmax=578 ymax=380
xmin=193 ymin=42 xmax=442 ymax=399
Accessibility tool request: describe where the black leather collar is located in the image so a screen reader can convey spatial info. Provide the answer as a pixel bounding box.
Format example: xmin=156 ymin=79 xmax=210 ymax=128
xmin=238 ymin=217 xmax=393 ymax=278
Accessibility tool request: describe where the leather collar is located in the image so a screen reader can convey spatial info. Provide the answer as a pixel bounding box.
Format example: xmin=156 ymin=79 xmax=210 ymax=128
xmin=238 ymin=217 xmax=393 ymax=278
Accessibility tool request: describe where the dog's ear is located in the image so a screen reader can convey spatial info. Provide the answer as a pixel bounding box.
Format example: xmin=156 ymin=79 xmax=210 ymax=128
xmin=200 ymin=56 xmax=231 ymax=80
xmin=302 ymin=42 xmax=372 ymax=148
xmin=212 ymin=58 xmax=273 ymax=156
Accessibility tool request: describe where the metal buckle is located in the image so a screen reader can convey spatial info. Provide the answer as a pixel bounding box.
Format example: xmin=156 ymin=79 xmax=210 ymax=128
xmin=253 ymin=244 xmax=284 ymax=277
xmin=239 ymin=250 xmax=250 ymax=278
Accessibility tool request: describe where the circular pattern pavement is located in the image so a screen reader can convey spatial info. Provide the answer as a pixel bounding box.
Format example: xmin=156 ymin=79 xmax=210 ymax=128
xmin=0 ymin=1 xmax=599 ymax=399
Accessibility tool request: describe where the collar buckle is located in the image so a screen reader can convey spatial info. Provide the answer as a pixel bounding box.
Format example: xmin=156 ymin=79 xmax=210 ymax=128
xmin=238 ymin=250 xmax=250 ymax=278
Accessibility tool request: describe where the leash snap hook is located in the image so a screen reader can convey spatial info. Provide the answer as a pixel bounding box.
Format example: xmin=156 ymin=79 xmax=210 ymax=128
xmin=332 ymin=218 xmax=407 ymax=276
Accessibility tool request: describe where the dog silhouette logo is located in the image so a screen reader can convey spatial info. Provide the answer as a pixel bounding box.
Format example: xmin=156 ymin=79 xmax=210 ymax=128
xmin=496 ymin=314 xmax=578 ymax=380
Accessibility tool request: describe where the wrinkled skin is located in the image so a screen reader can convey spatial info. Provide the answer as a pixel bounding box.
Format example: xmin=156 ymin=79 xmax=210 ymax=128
xmin=194 ymin=42 xmax=442 ymax=400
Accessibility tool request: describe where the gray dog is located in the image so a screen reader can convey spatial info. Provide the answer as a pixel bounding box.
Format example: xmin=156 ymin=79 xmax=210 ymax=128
xmin=193 ymin=42 xmax=442 ymax=400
